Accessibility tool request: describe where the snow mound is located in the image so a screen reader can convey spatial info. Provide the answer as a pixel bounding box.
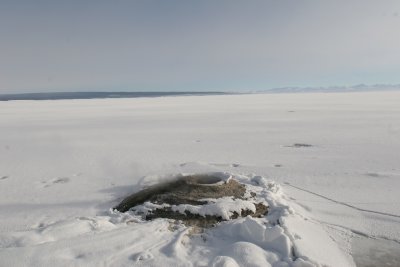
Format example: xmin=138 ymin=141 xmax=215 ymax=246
xmin=0 ymin=172 xmax=354 ymax=267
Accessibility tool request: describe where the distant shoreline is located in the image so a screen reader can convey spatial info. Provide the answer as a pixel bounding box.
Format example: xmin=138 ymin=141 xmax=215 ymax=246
xmin=0 ymin=91 xmax=228 ymax=101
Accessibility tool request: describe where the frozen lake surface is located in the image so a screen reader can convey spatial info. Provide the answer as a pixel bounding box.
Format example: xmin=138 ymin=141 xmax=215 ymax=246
xmin=1 ymin=91 xmax=399 ymax=266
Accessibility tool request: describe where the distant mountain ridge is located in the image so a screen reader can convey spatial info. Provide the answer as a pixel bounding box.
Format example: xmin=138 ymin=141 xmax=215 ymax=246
xmin=257 ymin=84 xmax=400 ymax=93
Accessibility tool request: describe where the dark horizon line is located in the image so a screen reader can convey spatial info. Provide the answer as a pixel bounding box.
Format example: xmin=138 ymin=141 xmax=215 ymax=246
xmin=0 ymin=91 xmax=231 ymax=101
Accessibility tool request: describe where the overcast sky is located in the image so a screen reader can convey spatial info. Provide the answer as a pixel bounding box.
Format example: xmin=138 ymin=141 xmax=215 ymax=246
xmin=1 ymin=0 xmax=400 ymax=93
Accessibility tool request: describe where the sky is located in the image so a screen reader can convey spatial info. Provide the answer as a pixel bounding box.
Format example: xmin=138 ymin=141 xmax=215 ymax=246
xmin=1 ymin=0 xmax=400 ymax=94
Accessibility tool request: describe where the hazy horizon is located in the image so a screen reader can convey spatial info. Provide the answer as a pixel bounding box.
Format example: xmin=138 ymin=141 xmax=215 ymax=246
xmin=1 ymin=83 xmax=400 ymax=99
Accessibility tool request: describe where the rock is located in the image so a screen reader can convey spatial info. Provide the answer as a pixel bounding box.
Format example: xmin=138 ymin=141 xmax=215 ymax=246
xmin=114 ymin=174 xmax=268 ymax=227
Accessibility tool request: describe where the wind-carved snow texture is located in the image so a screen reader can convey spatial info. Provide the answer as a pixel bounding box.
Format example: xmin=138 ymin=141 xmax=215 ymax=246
xmin=40 ymin=177 xmax=71 ymax=188
xmin=0 ymin=172 xmax=353 ymax=266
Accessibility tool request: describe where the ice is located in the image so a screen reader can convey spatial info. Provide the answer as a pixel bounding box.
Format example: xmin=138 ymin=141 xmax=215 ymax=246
xmin=1 ymin=91 xmax=400 ymax=266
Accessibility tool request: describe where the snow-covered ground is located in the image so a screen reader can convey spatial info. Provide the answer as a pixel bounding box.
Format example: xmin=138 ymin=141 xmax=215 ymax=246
xmin=1 ymin=91 xmax=400 ymax=266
